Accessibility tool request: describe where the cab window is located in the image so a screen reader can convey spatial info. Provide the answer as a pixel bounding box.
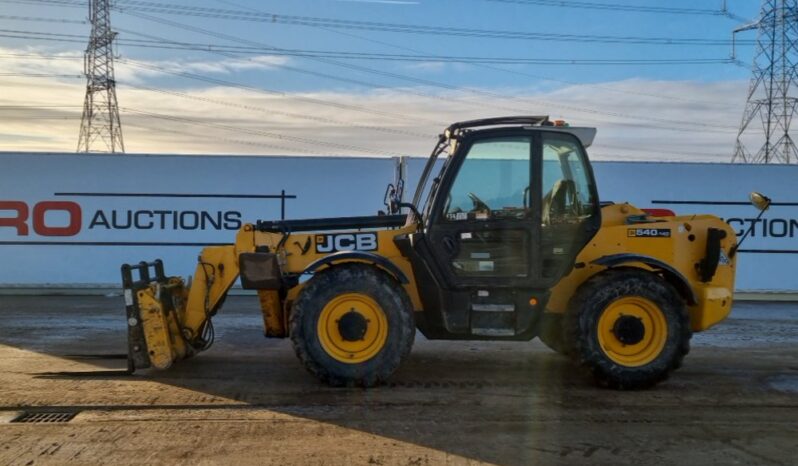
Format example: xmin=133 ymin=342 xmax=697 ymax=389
xmin=443 ymin=136 xmax=531 ymax=221
xmin=541 ymin=133 xmax=596 ymax=225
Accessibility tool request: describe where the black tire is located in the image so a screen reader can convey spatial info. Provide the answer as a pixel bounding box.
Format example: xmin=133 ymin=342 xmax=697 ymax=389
xmin=538 ymin=312 xmax=567 ymax=355
xmin=290 ymin=263 xmax=415 ymax=387
xmin=564 ymin=268 xmax=691 ymax=390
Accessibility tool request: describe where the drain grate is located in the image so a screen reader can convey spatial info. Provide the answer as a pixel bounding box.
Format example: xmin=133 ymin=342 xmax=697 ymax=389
xmin=11 ymin=412 xmax=77 ymax=423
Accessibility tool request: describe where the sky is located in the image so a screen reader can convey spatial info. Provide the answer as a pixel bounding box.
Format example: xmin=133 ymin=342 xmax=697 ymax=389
xmin=0 ymin=0 xmax=767 ymax=161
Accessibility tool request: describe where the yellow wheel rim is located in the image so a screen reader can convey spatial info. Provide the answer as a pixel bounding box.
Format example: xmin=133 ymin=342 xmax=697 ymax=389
xmin=597 ymin=297 xmax=668 ymax=367
xmin=317 ymin=293 xmax=388 ymax=364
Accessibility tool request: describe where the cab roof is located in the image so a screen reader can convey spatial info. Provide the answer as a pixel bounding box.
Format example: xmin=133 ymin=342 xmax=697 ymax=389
xmin=444 ymin=116 xmax=597 ymax=148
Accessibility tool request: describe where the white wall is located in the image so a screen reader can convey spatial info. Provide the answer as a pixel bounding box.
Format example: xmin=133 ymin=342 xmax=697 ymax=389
xmin=0 ymin=153 xmax=397 ymax=287
xmin=1 ymin=152 xmax=796 ymax=292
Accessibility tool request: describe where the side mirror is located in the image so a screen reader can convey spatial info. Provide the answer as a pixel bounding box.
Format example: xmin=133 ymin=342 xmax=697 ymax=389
xmin=730 ymin=192 xmax=773 ymax=258
xmin=749 ymin=192 xmax=771 ymax=212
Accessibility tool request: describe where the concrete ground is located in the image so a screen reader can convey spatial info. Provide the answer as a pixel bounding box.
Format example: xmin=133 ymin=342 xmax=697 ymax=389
xmin=0 ymin=296 xmax=796 ymax=466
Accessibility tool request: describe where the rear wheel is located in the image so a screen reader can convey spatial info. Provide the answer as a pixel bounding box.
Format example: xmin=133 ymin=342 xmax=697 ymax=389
xmin=564 ymin=268 xmax=691 ymax=389
xmin=290 ymin=264 xmax=415 ymax=387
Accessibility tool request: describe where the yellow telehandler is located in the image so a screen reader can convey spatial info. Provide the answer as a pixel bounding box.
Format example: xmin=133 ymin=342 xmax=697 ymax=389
xmin=122 ymin=116 xmax=758 ymax=389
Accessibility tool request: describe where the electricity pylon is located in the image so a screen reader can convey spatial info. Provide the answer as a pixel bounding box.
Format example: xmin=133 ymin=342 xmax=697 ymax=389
xmin=77 ymin=0 xmax=124 ymax=153
xmin=732 ymin=0 xmax=798 ymax=164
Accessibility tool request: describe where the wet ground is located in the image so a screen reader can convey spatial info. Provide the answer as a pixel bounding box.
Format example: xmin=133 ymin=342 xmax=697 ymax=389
xmin=0 ymin=296 xmax=796 ymax=465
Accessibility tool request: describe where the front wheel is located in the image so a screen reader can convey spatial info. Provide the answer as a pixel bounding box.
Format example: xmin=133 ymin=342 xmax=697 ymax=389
xmin=564 ymin=268 xmax=691 ymax=389
xmin=290 ymin=264 xmax=415 ymax=387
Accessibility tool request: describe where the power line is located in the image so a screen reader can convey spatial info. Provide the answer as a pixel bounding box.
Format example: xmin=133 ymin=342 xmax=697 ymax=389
xmin=122 ymin=10 xmax=720 ymax=132
xmin=0 ymin=110 xmax=336 ymax=155
xmin=0 ymin=0 xmax=85 ymax=7
xmin=0 ymin=116 xmax=81 ymax=120
xmin=118 ymin=14 xmax=543 ymax=126
xmin=8 ymin=106 xmax=730 ymax=159
xmin=116 ymin=12 xmax=739 ymax=133
xmin=0 ymin=29 xmax=89 ymax=42
xmin=484 ymin=0 xmax=729 ymax=16
xmin=109 ymin=0 xmax=755 ymax=46
xmin=0 ymin=36 xmax=740 ymax=134
xmin=0 ymin=0 xmax=755 ymax=46
xmin=0 ymin=48 xmax=462 ymax=132
xmin=117 ymin=58 xmax=444 ymax=126
xmin=0 ymin=72 xmax=82 ymax=78
xmin=114 ymin=11 xmax=739 ymax=133
xmin=0 ymin=102 xmax=737 ymax=155
xmin=122 ymin=82 xmax=436 ymax=139
xmin=0 ymin=3 xmax=748 ymax=108
xmin=312 ymin=56 xmax=740 ymax=131
xmin=217 ymin=1 xmax=747 ymax=122
xmin=0 ymin=28 xmax=740 ymax=66
xmin=0 ymin=1 xmax=745 ymax=155
xmin=119 ymin=10 xmax=743 ymax=134
xmin=0 ymin=11 xmax=748 ymax=148
xmin=0 ymin=104 xmax=84 ymax=107
xmin=598 ymin=143 xmax=729 ymax=158
xmin=215 ymin=0 xmax=740 ymax=110
xmin=0 ymin=87 xmax=419 ymax=155
xmin=120 ymin=107 xmax=411 ymax=157
xmin=121 ymin=120 xmax=340 ymax=156
xmin=117 ymin=64 xmax=739 ymax=135
xmin=487 ymin=0 xmax=749 ymax=23
xmin=0 ymin=14 xmax=86 ymax=24
xmin=112 ymin=23 xmax=456 ymax=137
xmin=0 ymin=52 xmax=83 ymax=59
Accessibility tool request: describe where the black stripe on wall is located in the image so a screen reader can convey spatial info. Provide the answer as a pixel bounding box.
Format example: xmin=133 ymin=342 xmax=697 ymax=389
xmin=54 ymin=192 xmax=297 ymax=199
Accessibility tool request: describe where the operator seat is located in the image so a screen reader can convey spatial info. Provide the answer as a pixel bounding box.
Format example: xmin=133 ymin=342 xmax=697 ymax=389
xmin=542 ymin=179 xmax=576 ymax=225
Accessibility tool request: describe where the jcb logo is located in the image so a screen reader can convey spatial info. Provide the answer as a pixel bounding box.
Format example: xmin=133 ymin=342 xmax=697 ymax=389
xmin=315 ymin=233 xmax=378 ymax=253
xmin=0 ymin=200 xmax=82 ymax=236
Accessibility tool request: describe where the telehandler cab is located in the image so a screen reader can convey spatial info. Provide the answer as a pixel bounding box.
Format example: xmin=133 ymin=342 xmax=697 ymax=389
xmin=122 ymin=116 xmax=743 ymax=389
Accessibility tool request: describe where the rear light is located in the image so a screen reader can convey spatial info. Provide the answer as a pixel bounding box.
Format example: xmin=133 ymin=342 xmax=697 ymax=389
xmin=642 ymin=208 xmax=676 ymax=217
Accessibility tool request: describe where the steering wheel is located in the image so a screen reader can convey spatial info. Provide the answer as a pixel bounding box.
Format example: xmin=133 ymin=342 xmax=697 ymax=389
xmin=467 ymin=192 xmax=490 ymax=213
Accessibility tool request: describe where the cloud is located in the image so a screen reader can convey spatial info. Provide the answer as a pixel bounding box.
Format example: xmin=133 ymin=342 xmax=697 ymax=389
xmin=165 ymin=55 xmax=290 ymax=74
xmin=403 ymin=61 xmax=447 ymax=72
xmin=0 ymin=47 xmax=754 ymax=162
xmin=112 ymin=55 xmax=290 ymax=83
xmin=0 ymin=46 xmax=84 ymax=77
xmin=0 ymin=46 xmax=288 ymax=81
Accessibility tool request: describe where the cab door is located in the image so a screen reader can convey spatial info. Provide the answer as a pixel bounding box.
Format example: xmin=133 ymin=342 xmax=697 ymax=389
xmin=539 ymin=131 xmax=602 ymax=284
xmin=423 ymin=133 xmax=540 ymax=337
xmin=427 ymin=134 xmax=539 ymax=290
xmin=421 ymin=129 xmax=600 ymax=338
